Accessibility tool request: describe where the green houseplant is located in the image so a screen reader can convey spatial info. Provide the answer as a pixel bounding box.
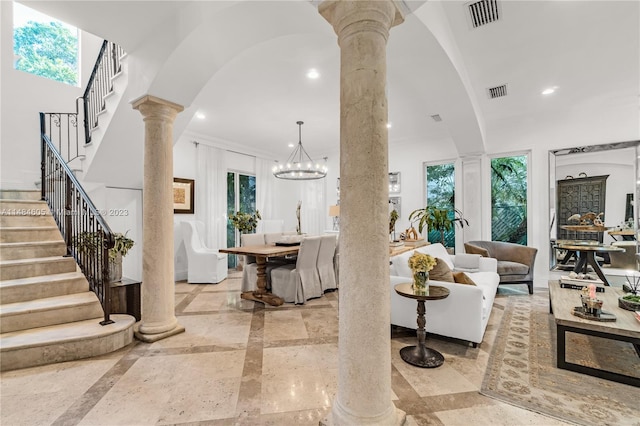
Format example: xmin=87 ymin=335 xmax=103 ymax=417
xmin=73 ymin=231 xmax=135 ymax=282
xmin=408 ymin=205 xmax=468 ymax=246
xmin=229 ymin=210 xmax=261 ymax=234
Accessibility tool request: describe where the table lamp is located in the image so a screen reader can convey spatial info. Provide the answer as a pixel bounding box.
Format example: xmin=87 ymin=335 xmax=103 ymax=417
xmin=329 ymin=205 xmax=340 ymax=231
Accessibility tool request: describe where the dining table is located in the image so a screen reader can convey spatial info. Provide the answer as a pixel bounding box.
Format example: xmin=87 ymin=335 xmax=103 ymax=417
xmin=219 ymin=244 xmax=300 ymax=306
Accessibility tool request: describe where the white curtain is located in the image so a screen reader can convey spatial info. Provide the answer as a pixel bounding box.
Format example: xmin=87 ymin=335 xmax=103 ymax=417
xmin=299 ymin=179 xmax=326 ymax=235
xmin=195 ymin=144 xmax=227 ymax=249
xmin=255 ymin=157 xmax=276 ymax=221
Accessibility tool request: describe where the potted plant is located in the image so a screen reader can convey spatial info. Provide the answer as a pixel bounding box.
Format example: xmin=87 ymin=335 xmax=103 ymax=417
xmin=229 ymin=210 xmax=261 ymax=234
xmin=408 ymin=205 xmax=468 ymax=248
xmin=73 ymin=231 xmax=135 ymax=282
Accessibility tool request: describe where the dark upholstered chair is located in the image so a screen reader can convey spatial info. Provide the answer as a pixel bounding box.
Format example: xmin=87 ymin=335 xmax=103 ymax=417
xmin=464 ymin=241 xmax=538 ymax=294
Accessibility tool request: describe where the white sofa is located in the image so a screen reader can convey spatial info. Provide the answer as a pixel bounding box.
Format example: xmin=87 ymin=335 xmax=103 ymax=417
xmin=390 ymin=243 xmax=500 ymax=347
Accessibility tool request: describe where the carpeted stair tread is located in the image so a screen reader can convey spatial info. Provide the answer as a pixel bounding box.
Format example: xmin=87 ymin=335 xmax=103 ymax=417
xmin=0 ymin=315 xmax=135 ymax=350
xmin=0 ymin=292 xmax=102 ymax=316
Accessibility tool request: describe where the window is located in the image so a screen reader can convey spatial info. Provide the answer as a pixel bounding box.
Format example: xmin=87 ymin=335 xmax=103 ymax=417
xmin=227 ymin=172 xmax=256 ymax=268
xmin=13 ymin=2 xmax=79 ymax=86
xmin=425 ymin=162 xmax=456 ymax=247
xmin=490 ymin=154 xmax=528 ymax=244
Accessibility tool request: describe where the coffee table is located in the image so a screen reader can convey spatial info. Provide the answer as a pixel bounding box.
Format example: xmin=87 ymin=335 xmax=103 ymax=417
xmin=548 ymin=281 xmax=640 ymax=387
xmin=394 ymin=283 xmax=450 ymax=368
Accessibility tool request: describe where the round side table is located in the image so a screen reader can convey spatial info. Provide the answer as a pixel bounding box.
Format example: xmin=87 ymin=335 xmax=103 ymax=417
xmin=394 ymin=283 xmax=450 ymax=368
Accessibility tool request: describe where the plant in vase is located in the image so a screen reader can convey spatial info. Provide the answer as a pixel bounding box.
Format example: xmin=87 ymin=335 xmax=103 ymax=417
xmin=73 ymin=231 xmax=135 ymax=282
xmin=619 ymin=271 xmax=640 ymax=311
xmin=229 ymin=210 xmax=261 ymax=234
xmin=408 ymin=205 xmax=468 ymax=248
xmin=408 ymin=252 xmax=436 ymax=293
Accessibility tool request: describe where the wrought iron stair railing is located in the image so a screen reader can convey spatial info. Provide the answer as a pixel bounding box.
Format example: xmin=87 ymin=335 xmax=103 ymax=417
xmin=82 ymin=40 xmax=125 ymax=144
xmin=40 ymin=112 xmax=115 ymax=325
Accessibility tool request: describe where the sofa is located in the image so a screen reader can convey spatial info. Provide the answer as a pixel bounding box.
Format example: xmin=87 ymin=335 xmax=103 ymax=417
xmin=390 ymin=243 xmax=499 ymax=347
xmin=464 ymin=240 xmax=538 ymax=294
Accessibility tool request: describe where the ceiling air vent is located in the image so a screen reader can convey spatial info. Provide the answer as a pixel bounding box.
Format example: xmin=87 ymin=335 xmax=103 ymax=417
xmin=467 ymin=0 xmax=500 ymax=28
xmin=430 ymin=114 xmax=442 ymax=122
xmin=487 ymin=84 xmax=507 ymax=99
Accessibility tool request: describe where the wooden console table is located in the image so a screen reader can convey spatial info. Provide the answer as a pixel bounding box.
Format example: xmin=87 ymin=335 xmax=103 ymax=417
xmin=110 ymin=277 xmax=141 ymax=321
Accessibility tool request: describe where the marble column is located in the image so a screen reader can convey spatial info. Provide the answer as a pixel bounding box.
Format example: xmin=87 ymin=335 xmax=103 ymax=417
xmin=319 ymin=2 xmax=405 ymax=425
xmin=132 ymin=94 xmax=185 ymax=342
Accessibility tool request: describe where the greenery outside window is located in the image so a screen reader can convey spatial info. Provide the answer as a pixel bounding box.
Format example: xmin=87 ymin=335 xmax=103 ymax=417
xmin=227 ymin=172 xmax=256 ymax=268
xmin=13 ymin=2 xmax=79 ymax=86
xmin=425 ymin=162 xmax=456 ymax=247
xmin=490 ymin=154 xmax=529 ymax=245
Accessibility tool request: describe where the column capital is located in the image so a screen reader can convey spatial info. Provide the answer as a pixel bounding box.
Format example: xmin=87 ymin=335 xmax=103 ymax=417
xmin=319 ymin=0 xmax=405 ymax=42
xmin=131 ymin=94 xmax=184 ymax=120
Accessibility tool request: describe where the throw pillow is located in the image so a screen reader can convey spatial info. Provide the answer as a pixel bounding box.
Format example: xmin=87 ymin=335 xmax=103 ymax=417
xmin=452 ymin=271 xmax=476 ymax=286
xmin=464 ymin=243 xmax=489 ymax=258
xmin=416 ymin=243 xmax=454 ymax=270
xmin=429 ymin=258 xmax=454 ymax=282
xmin=454 ymin=253 xmax=481 ymax=271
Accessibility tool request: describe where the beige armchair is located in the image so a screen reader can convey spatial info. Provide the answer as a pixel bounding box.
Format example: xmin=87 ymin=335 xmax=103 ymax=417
xmin=464 ymin=240 xmax=538 ymax=294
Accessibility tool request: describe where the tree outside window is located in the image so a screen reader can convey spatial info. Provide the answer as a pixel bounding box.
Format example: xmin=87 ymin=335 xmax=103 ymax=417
xmin=491 ymin=155 xmax=528 ymax=245
xmin=226 ymin=172 xmax=256 ymax=268
xmin=13 ymin=3 xmax=79 ymax=86
xmin=425 ymin=163 xmax=456 ymax=247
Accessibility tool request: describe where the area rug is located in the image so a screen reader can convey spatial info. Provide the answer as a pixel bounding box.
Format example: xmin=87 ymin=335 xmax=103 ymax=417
xmin=481 ymin=292 xmax=640 ymax=426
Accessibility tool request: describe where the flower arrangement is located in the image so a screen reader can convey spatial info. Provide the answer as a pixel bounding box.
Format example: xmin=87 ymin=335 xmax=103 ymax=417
xmin=229 ymin=210 xmax=261 ymax=234
xmin=408 ymin=252 xmax=436 ymax=274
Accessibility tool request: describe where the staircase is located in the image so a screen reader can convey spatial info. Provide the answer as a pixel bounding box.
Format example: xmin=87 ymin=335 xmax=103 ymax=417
xmin=0 ymin=190 xmax=135 ymax=371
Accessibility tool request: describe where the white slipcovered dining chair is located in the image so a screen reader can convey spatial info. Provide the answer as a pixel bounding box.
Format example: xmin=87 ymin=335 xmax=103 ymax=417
xmin=270 ymin=236 xmax=322 ymax=304
xmin=240 ymin=233 xmax=266 ymax=292
xmin=181 ymin=221 xmax=228 ymax=284
xmin=318 ymin=234 xmax=338 ymax=292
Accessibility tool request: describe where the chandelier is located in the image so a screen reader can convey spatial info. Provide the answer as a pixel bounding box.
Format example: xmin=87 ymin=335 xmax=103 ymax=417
xmin=272 ymin=121 xmax=328 ymax=180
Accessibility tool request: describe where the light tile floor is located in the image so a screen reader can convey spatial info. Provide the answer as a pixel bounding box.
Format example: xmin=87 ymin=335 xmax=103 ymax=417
xmin=1 ymin=272 xmax=571 ymax=426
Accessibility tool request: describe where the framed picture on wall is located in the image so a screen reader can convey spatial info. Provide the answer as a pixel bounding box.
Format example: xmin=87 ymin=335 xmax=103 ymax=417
xmin=173 ymin=178 xmax=195 ymax=214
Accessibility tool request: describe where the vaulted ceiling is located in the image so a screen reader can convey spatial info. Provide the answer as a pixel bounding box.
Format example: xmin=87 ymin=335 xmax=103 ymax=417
xmin=22 ymin=0 xmax=640 ymax=161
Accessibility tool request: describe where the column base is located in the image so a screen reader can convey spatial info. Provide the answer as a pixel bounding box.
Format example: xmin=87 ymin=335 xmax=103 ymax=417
xmin=320 ymin=406 xmax=406 ymax=426
xmin=134 ymin=323 xmax=185 ymax=343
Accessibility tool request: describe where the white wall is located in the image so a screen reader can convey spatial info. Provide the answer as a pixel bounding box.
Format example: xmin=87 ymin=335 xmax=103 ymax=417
xmin=0 ymin=1 xmax=104 ymax=189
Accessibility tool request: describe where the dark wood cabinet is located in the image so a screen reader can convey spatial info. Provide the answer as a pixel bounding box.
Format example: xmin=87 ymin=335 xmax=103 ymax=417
xmin=556 ymin=175 xmax=608 ymax=242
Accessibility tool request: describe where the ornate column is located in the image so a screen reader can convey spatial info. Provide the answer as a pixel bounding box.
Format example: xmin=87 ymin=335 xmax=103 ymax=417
xmin=319 ymin=1 xmax=405 ymax=425
xmin=132 ymin=95 xmax=185 ymax=342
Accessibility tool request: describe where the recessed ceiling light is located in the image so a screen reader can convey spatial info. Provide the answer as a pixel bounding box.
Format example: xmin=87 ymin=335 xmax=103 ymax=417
xmin=542 ymin=86 xmax=558 ymax=95
xmin=306 ymin=69 xmax=320 ymax=79
xmin=195 ymin=112 xmax=205 ymax=119
xmin=288 ymin=143 xmax=295 ymax=148
xmin=386 ymin=123 xmax=392 ymax=129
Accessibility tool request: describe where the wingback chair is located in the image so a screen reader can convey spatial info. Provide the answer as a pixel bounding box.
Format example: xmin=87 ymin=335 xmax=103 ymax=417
xmin=181 ymin=221 xmax=228 ymax=284
xmin=464 ymin=240 xmax=538 ymax=294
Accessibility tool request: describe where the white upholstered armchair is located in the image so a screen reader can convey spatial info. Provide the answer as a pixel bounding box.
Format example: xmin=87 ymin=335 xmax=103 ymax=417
xmin=181 ymin=221 xmax=228 ymax=284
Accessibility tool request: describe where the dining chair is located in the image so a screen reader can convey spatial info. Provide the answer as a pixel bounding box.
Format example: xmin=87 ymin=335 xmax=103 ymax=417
xmin=240 ymin=233 xmax=265 ymax=291
xmin=270 ymin=236 xmax=322 ymax=304
xmin=317 ymin=234 xmax=338 ymax=292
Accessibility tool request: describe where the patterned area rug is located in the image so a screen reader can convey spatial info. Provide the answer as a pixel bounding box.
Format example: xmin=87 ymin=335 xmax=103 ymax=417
xmin=481 ymin=292 xmax=640 ymax=426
